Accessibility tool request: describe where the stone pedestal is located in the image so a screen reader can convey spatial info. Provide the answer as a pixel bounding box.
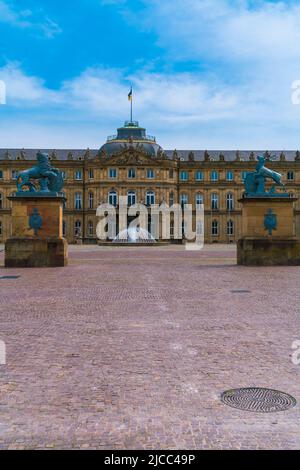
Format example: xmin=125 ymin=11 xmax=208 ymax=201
xmin=5 ymin=194 xmax=68 ymax=268
xmin=237 ymin=196 xmax=300 ymax=266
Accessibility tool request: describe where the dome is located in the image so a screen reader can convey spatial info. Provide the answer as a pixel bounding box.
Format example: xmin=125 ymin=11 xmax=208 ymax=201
xmin=99 ymin=121 xmax=163 ymax=157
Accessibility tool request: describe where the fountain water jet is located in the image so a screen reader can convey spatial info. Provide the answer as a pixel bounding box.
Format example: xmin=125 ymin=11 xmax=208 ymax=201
xmin=113 ymin=227 xmax=156 ymax=244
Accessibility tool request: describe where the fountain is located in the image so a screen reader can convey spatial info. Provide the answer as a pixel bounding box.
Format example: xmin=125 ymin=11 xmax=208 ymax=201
xmin=113 ymin=226 xmax=156 ymax=244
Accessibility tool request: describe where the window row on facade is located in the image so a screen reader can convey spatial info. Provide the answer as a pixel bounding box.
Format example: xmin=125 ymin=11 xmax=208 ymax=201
xmin=68 ymin=191 xmax=238 ymax=211
xmin=64 ymin=218 xmax=236 ymax=239
xmin=0 ymin=191 xmax=238 ymax=211
xmin=0 ymin=169 xmax=297 ymax=182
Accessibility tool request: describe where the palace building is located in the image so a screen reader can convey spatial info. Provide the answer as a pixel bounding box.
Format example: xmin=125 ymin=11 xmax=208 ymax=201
xmin=1 ymin=119 xmax=300 ymax=244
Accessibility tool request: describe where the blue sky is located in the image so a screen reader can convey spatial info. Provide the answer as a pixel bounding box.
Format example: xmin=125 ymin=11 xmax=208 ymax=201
xmin=1 ymin=0 xmax=300 ymax=149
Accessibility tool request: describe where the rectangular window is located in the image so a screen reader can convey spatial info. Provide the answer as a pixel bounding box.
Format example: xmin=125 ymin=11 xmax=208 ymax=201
xmin=211 ymin=193 xmax=219 ymax=210
xmin=195 ymin=171 xmax=203 ymax=181
xmin=242 ymin=171 xmax=248 ymax=181
xmin=147 ymin=169 xmax=154 ymax=179
xmin=169 ymin=192 xmax=174 ymax=206
xmin=88 ymin=221 xmax=94 ymax=237
xmin=287 ymin=171 xmax=294 ymax=181
xmin=211 ymin=220 xmax=219 ymax=236
xmin=180 ymin=171 xmax=188 ymax=181
xmin=63 ymin=221 xmax=66 ymax=237
xmin=75 ymin=193 xmax=82 ymax=210
xmin=11 ymin=170 xmax=18 ymax=180
xmin=227 ymin=220 xmax=234 ymax=236
xmin=75 ymin=170 xmax=82 ymax=180
xmin=109 ymin=168 xmax=117 ymax=178
xmin=226 ymin=171 xmax=233 ymax=181
xmin=128 ymin=168 xmax=136 ymax=179
xmin=211 ymin=171 xmax=219 ymax=181
xmin=88 ymin=169 xmax=94 ymax=179
xmin=61 ymin=171 xmax=67 ymax=180
xmin=169 ymin=169 xmax=174 ymax=179
xmin=0 ymin=170 xmax=3 ymax=179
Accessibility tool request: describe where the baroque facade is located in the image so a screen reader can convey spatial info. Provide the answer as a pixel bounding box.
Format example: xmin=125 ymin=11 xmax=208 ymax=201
xmin=1 ymin=120 xmax=300 ymax=244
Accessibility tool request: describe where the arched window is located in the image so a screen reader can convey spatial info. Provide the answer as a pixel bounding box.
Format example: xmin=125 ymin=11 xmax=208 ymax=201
xmin=74 ymin=220 xmax=82 ymax=237
xmin=227 ymin=219 xmax=234 ymax=236
xmin=195 ymin=193 xmax=204 ymax=208
xmin=226 ymin=192 xmax=234 ymax=211
xmin=211 ymin=220 xmax=219 ymax=236
xmin=62 ymin=220 xmax=66 ymax=237
xmin=146 ymin=191 xmax=155 ymax=206
xmin=108 ymin=190 xmax=118 ymax=207
xmin=88 ymin=221 xmax=94 ymax=237
xmin=75 ymin=192 xmax=82 ymax=210
xmin=0 ymin=193 xmax=3 ymax=210
xmin=88 ymin=192 xmax=94 ymax=209
xmin=180 ymin=193 xmax=188 ymax=207
xmin=127 ymin=191 xmax=136 ymax=206
xmin=211 ymin=193 xmax=219 ymax=210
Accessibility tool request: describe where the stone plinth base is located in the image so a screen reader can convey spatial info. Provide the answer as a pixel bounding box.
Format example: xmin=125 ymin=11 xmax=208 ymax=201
xmin=237 ymin=238 xmax=300 ymax=266
xmin=239 ymin=196 xmax=297 ymax=239
xmin=5 ymin=238 xmax=68 ymax=268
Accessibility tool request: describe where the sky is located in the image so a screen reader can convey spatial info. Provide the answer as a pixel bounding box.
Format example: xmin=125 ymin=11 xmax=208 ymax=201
xmin=1 ymin=0 xmax=300 ymax=149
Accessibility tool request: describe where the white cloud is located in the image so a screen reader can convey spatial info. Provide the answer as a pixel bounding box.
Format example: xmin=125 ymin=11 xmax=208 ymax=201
xmin=136 ymin=0 xmax=300 ymax=64
xmin=1 ymin=61 xmax=299 ymax=149
xmin=0 ymin=63 xmax=61 ymax=103
xmin=0 ymin=0 xmax=61 ymax=38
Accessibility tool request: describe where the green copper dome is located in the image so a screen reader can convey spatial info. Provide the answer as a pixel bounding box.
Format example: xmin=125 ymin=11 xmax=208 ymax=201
xmin=99 ymin=121 xmax=163 ymax=157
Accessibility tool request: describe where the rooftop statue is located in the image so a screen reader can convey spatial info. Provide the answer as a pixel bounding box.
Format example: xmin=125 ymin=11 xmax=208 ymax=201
xmin=244 ymin=155 xmax=289 ymax=197
xmin=16 ymin=152 xmax=64 ymax=195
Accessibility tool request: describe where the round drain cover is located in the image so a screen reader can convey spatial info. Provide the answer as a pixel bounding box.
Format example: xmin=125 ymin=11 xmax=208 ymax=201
xmin=221 ymin=387 xmax=296 ymax=413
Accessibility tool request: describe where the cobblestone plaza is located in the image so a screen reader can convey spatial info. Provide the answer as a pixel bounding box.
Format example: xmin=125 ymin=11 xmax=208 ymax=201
xmin=0 ymin=244 xmax=300 ymax=450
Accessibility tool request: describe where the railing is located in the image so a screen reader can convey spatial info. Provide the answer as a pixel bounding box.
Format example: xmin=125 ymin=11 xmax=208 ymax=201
xmin=124 ymin=121 xmax=139 ymax=127
xmin=107 ymin=135 xmax=156 ymax=143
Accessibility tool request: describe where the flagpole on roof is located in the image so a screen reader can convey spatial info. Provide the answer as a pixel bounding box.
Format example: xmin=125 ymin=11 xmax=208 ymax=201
xmin=131 ymin=86 xmax=133 ymax=123
xmin=128 ymin=86 xmax=133 ymax=123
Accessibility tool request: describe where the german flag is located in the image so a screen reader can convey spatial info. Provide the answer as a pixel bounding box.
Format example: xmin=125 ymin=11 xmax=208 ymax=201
xmin=128 ymin=87 xmax=133 ymax=101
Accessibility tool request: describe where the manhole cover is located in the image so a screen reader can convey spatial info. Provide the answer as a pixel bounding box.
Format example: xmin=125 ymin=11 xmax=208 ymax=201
xmin=231 ymin=289 xmax=251 ymax=294
xmin=0 ymin=276 xmax=20 ymax=280
xmin=221 ymin=388 xmax=296 ymax=413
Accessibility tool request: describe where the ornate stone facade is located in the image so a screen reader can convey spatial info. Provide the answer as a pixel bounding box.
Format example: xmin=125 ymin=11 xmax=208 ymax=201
xmin=1 ymin=122 xmax=300 ymax=244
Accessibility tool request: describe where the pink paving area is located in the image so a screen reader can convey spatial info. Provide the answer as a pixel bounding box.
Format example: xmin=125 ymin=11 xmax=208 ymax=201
xmin=0 ymin=244 xmax=300 ymax=449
